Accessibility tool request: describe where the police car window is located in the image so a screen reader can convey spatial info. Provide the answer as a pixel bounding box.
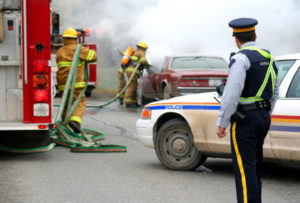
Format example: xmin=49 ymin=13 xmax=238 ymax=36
xmin=286 ymin=67 xmax=300 ymax=98
xmin=170 ymin=57 xmax=228 ymax=70
xmin=276 ymin=60 xmax=295 ymax=83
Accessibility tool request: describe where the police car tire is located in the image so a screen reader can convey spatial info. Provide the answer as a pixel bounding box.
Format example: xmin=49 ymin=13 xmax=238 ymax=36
xmin=155 ymin=118 xmax=206 ymax=171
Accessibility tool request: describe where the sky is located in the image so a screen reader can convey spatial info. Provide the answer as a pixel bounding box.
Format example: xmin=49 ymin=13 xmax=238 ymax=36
xmin=52 ymin=0 xmax=300 ymax=68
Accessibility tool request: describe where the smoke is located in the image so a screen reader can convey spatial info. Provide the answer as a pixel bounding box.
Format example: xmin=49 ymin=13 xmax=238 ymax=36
xmin=51 ymin=0 xmax=300 ymax=89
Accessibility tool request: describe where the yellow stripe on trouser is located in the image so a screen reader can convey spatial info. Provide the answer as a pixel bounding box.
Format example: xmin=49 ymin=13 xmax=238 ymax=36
xmin=124 ymin=66 xmax=140 ymax=104
xmin=70 ymin=116 xmax=82 ymax=125
xmin=58 ymin=82 xmax=86 ymax=91
xmin=232 ymin=122 xmax=248 ymax=203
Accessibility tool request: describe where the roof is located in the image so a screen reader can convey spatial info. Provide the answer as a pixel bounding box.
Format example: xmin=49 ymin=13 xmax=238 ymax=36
xmin=275 ymin=53 xmax=300 ymax=60
xmin=166 ymin=54 xmax=225 ymax=59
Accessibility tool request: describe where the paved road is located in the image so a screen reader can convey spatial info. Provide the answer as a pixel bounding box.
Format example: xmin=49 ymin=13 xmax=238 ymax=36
xmin=0 ymin=92 xmax=299 ymax=203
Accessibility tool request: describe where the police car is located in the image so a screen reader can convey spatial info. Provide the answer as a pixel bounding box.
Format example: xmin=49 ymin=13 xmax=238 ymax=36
xmin=136 ymin=53 xmax=300 ymax=170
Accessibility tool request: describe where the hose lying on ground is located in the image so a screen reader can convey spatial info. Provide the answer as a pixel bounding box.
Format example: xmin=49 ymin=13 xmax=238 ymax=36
xmin=51 ymin=44 xmax=127 ymax=152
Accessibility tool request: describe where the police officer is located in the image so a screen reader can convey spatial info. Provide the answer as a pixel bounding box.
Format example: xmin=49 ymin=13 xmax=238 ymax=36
xmin=216 ymin=18 xmax=280 ymax=203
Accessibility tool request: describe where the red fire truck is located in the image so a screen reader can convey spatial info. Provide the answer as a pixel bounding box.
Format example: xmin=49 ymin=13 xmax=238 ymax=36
xmin=0 ymin=0 xmax=53 ymax=148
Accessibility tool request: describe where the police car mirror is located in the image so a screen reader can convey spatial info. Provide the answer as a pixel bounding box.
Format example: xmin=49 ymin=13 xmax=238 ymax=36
xmin=216 ymin=83 xmax=225 ymax=96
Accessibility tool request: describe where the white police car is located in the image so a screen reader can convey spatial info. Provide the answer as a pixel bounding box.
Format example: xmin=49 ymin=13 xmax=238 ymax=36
xmin=136 ymin=53 xmax=300 ymax=170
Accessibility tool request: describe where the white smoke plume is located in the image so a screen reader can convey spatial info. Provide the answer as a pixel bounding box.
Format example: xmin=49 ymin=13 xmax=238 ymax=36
xmin=52 ymin=0 xmax=300 ymax=89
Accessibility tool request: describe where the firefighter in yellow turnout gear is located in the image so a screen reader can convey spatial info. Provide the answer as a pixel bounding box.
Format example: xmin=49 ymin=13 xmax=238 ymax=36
xmin=56 ymin=28 xmax=97 ymax=133
xmin=124 ymin=42 xmax=149 ymax=108
xmin=117 ymin=46 xmax=134 ymax=105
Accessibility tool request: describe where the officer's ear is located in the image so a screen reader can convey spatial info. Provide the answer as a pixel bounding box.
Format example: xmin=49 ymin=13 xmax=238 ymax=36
xmin=234 ymin=37 xmax=242 ymax=48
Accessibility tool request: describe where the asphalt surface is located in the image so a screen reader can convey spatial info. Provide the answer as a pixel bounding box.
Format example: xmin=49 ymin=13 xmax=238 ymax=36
xmin=0 ymin=92 xmax=299 ymax=203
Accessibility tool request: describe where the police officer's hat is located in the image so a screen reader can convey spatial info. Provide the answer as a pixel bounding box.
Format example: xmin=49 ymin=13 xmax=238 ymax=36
xmin=229 ymin=18 xmax=258 ymax=36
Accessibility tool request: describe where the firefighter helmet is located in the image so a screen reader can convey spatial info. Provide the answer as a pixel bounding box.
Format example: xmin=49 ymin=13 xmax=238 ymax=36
xmin=137 ymin=42 xmax=148 ymax=49
xmin=63 ymin=27 xmax=78 ymax=38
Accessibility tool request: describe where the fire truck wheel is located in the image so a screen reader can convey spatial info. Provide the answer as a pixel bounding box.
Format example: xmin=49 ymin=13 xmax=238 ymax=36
xmin=0 ymin=130 xmax=50 ymax=149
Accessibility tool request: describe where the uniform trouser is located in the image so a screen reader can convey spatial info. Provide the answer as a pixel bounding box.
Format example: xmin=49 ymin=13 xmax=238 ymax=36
xmin=230 ymin=109 xmax=270 ymax=203
xmin=124 ymin=67 xmax=140 ymax=104
xmin=117 ymin=68 xmax=126 ymax=99
xmin=59 ymin=87 xmax=86 ymax=126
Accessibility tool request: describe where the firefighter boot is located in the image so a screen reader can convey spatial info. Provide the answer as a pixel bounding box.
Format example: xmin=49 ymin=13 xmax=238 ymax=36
xmin=119 ymin=99 xmax=124 ymax=105
xmin=69 ymin=121 xmax=81 ymax=133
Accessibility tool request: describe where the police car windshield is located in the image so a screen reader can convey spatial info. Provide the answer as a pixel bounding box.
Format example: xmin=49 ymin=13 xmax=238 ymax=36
xmin=276 ymin=60 xmax=295 ymax=83
xmin=170 ymin=57 xmax=228 ymax=70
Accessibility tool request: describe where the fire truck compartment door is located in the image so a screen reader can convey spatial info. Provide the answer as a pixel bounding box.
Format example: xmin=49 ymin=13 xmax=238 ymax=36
xmin=0 ymin=11 xmax=21 ymax=66
xmin=0 ymin=0 xmax=21 ymax=10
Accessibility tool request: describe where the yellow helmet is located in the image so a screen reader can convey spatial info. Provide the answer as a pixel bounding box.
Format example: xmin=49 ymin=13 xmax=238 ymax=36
xmin=63 ymin=27 xmax=78 ymax=38
xmin=137 ymin=42 xmax=148 ymax=49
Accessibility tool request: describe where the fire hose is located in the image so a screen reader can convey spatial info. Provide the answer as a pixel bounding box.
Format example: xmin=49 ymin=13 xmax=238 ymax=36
xmin=51 ymin=44 xmax=127 ymax=152
xmin=53 ymin=58 xmax=141 ymax=108
xmin=85 ymin=64 xmax=140 ymax=108
xmin=0 ymin=44 xmax=132 ymax=153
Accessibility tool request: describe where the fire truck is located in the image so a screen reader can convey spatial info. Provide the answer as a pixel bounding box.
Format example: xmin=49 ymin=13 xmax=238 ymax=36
xmin=0 ymin=0 xmax=53 ymax=148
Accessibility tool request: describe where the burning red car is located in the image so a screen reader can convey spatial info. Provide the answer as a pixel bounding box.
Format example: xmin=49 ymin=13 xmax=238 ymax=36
xmin=138 ymin=55 xmax=228 ymax=104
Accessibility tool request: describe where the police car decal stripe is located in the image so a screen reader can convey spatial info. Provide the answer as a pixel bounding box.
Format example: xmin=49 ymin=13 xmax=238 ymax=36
xmin=270 ymin=115 xmax=300 ymax=132
xmin=271 ymin=115 xmax=300 ymax=123
xmin=270 ymin=125 xmax=300 ymax=132
xmin=146 ymin=102 xmax=220 ymax=110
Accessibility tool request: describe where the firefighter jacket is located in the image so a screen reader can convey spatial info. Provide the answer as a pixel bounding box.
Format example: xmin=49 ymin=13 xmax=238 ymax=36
xmin=131 ymin=48 xmax=149 ymax=70
xmin=56 ymin=38 xmax=97 ymax=91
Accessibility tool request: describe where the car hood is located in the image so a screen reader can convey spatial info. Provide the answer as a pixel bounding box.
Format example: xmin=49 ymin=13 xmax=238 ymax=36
xmin=174 ymin=69 xmax=228 ymax=77
xmin=145 ymin=92 xmax=221 ymax=107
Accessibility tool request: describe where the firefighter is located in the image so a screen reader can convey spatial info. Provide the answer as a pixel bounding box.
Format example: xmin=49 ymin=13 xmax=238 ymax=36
xmin=124 ymin=42 xmax=149 ymax=108
xmin=216 ymin=18 xmax=279 ymax=203
xmin=117 ymin=46 xmax=134 ymax=105
xmin=56 ymin=27 xmax=97 ymax=133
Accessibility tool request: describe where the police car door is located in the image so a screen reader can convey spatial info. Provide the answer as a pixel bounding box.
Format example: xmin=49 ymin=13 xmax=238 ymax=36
xmin=269 ymin=61 xmax=300 ymax=161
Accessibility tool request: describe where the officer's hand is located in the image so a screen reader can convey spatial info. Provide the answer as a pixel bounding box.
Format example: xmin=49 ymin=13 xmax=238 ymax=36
xmin=217 ymin=127 xmax=226 ymax=138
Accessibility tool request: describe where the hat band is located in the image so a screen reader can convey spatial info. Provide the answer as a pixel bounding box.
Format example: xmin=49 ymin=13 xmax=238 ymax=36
xmin=233 ymin=26 xmax=255 ymax=33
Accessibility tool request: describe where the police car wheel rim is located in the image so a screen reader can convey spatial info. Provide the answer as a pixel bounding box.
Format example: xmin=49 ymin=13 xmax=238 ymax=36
xmin=162 ymin=130 xmax=195 ymax=163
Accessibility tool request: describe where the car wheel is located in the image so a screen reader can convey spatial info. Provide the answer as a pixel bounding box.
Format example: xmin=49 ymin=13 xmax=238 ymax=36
xmin=155 ymin=118 xmax=207 ymax=171
xmin=163 ymin=85 xmax=171 ymax=100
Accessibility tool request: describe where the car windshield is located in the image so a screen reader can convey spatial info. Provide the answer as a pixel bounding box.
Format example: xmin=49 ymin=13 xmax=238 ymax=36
xmin=170 ymin=57 xmax=228 ymax=70
xmin=276 ymin=60 xmax=295 ymax=83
